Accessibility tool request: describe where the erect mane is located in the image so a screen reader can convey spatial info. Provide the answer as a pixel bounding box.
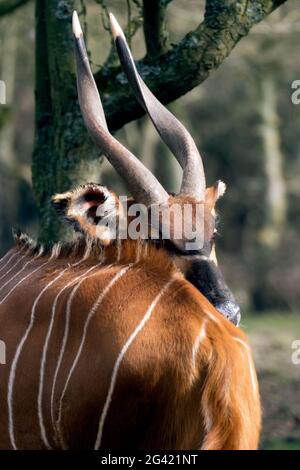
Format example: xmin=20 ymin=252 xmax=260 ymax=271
xmin=13 ymin=229 xmax=94 ymax=260
xmin=12 ymin=230 xmax=179 ymax=278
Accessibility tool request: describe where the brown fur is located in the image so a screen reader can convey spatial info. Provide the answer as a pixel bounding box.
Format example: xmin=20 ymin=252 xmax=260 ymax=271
xmin=0 ymin=237 xmax=261 ymax=450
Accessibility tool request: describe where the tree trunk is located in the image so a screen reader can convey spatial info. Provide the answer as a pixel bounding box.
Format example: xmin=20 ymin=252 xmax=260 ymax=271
xmin=0 ymin=15 xmax=18 ymax=253
xmin=32 ymin=0 xmax=100 ymax=243
xmin=251 ymin=73 xmax=287 ymax=311
xmin=32 ymin=0 xmax=288 ymax=244
xmin=258 ymin=74 xmax=286 ymax=248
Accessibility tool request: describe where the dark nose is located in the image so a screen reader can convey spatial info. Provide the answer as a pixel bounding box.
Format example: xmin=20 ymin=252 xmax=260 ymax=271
xmin=215 ymin=301 xmax=241 ymax=326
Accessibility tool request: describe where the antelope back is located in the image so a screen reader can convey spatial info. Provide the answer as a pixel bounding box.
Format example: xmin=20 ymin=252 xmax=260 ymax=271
xmin=0 ymin=236 xmax=260 ymax=449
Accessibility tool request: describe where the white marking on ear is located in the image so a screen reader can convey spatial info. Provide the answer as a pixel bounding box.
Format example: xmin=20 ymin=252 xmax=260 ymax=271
xmin=94 ymin=278 xmax=174 ymax=450
xmin=94 ymin=190 xmax=119 ymax=243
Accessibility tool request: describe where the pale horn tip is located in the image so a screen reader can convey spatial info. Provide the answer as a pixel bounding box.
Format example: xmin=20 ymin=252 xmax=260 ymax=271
xmin=109 ymin=13 xmax=125 ymax=41
xmin=72 ymin=10 xmax=83 ymax=39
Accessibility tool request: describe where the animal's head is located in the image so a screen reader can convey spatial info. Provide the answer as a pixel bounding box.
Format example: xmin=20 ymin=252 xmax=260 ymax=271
xmin=52 ymin=12 xmax=241 ymax=326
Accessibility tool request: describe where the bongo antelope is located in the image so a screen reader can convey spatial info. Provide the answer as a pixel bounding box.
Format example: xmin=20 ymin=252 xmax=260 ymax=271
xmin=0 ymin=12 xmax=261 ymax=450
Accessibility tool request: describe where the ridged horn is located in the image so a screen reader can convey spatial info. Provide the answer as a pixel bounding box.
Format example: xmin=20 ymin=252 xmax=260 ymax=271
xmin=109 ymin=13 xmax=206 ymax=201
xmin=72 ymin=11 xmax=169 ymax=207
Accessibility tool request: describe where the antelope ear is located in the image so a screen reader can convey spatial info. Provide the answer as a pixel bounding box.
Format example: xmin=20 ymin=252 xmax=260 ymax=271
xmin=51 ymin=184 xmax=122 ymax=245
xmin=205 ymin=180 xmax=226 ymax=211
xmin=51 ymin=192 xmax=72 ymax=217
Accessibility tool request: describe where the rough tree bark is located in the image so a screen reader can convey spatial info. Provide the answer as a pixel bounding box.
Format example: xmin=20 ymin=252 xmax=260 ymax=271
xmin=32 ymin=0 xmax=288 ymax=243
xmin=32 ymin=0 xmax=100 ymax=242
xmin=99 ymin=0 xmax=288 ymax=133
xmin=143 ymin=0 xmax=170 ymax=58
xmin=0 ymin=16 xmax=18 ymax=251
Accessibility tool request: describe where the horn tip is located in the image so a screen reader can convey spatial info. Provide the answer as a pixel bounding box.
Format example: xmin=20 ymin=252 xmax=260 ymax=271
xmin=72 ymin=10 xmax=83 ymax=39
xmin=109 ymin=12 xmax=125 ymax=41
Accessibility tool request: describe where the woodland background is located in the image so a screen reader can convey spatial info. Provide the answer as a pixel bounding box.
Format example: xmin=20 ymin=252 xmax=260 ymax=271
xmin=0 ymin=0 xmax=300 ymax=449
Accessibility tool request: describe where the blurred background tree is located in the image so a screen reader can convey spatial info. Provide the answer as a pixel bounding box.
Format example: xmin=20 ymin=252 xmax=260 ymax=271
xmin=1 ymin=0 xmax=300 ymax=449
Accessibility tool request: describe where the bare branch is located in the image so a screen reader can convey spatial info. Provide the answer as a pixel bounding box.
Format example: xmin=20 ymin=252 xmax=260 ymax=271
xmin=94 ymin=0 xmax=288 ymax=133
xmin=98 ymin=0 xmax=143 ymax=70
xmin=95 ymin=0 xmax=110 ymax=32
xmin=125 ymin=0 xmax=143 ymax=46
xmin=143 ymin=0 xmax=170 ymax=58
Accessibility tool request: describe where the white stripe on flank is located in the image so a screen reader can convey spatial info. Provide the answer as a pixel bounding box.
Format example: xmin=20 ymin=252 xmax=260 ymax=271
xmin=0 ymin=253 xmax=27 ymax=282
xmin=0 ymin=247 xmax=44 ymax=293
xmin=37 ymin=246 xmax=96 ymax=447
xmin=135 ymin=243 xmax=141 ymax=263
xmin=7 ymin=268 xmax=68 ymax=450
xmin=144 ymin=242 xmax=148 ymax=258
xmin=234 ymin=337 xmax=257 ymax=395
xmin=51 ymin=262 xmax=116 ymax=434
xmin=0 ymin=250 xmax=13 ymax=268
xmin=94 ymin=278 xmax=174 ymax=450
xmin=0 ymin=257 xmax=36 ymax=294
xmin=38 ymin=263 xmax=102 ymax=448
xmin=192 ymin=320 xmax=207 ymax=371
xmin=116 ymin=238 xmax=121 ymax=263
xmin=204 ymin=308 xmax=220 ymax=325
xmin=0 ymin=260 xmax=50 ymax=305
xmin=55 ymin=264 xmax=132 ymax=449
xmin=0 ymin=249 xmax=23 ymax=275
